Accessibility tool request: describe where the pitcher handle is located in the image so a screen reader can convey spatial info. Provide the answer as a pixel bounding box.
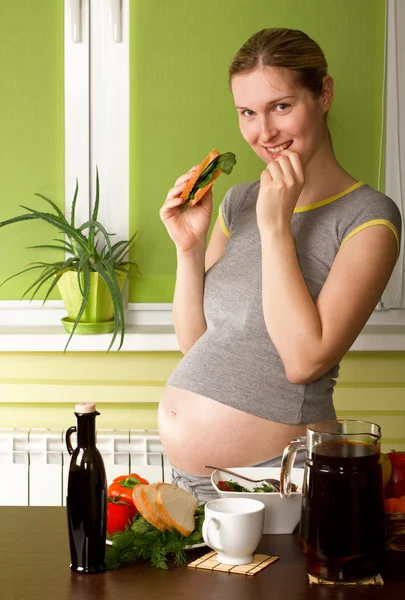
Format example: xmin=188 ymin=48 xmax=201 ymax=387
xmin=65 ymin=426 xmax=77 ymax=455
xmin=280 ymin=436 xmax=307 ymax=498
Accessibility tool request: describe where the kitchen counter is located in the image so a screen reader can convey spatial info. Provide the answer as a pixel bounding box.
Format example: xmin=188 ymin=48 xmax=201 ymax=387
xmin=1 ymin=507 xmax=404 ymax=600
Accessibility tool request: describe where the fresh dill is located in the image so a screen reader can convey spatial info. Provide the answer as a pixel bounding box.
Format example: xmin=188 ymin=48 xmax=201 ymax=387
xmin=106 ymin=505 xmax=205 ymax=570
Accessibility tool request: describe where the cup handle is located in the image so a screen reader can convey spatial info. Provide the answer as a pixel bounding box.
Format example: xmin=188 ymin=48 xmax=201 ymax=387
xmin=280 ymin=436 xmax=307 ymax=498
xmin=202 ymin=517 xmax=224 ymax=553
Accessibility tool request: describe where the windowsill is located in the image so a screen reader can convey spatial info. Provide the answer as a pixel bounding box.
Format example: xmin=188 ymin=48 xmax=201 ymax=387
xmin=349 ymin=309 xmax=405 ymax=351
xmin=0 ymin=324 xmax=180 ymax=352
xmin=0 ymin=302 xmax=405 ymax=352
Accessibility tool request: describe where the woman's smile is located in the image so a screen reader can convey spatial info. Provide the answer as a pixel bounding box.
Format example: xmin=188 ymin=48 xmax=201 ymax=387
xmin=264 ymin=140 xmax=294 ymax=158
xmin=231 ymin=66 xmax=327 ymax=167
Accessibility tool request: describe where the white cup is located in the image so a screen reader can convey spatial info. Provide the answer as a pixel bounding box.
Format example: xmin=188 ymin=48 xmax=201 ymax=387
xmin=202 ymin=497 xmax=265 ymax=565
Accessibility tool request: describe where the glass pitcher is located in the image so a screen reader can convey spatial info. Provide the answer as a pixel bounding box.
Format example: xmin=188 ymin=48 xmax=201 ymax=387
xmin=280 ymin=420 xmax=386 ymax=582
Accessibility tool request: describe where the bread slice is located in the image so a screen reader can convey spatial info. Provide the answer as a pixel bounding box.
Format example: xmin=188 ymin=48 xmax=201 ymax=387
xmin=132 ymin=483 xmax=166 ymax=532
xmin=154 ymin=483 xmax=197 ymax=537
xmin=132 ymin=482 xmax=148 ymax=513
xmin=141 ymin=482 xmax=170 ymax=531
xmin=180 ymin=149 xmax=221 ymax=207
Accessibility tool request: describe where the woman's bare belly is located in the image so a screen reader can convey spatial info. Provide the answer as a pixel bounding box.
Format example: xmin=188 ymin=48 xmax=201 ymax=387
xmin=158 ymin=386 xmax=307 ymax=475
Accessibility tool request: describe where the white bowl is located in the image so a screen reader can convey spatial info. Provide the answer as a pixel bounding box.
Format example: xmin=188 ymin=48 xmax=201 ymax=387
xmin=211 ymin=467 xmax=304 ymax=535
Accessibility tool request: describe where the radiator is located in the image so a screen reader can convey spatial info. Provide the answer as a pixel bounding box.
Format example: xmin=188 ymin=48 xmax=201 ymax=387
xmin=0 ymin=428 xmax=174 ymax=506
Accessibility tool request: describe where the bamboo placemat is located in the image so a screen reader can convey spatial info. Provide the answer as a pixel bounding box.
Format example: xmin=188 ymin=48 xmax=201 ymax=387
xmin=188 ymin=550 xmax=280 ymax=575
xmin=308 ymin=573 xmax=384 ymax=586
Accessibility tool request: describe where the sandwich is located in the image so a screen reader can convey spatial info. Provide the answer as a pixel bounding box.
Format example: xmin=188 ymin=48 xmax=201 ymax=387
xmin=180 ymin=149 xmax=236 ymax=211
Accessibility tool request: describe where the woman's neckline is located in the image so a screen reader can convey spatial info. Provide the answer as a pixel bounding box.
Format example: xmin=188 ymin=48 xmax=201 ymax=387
xmin=293 ymin=181 xmax=365 ymax=213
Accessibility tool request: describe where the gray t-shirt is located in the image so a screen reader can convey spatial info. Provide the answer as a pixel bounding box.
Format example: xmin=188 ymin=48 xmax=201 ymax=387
xmin=167 ymin=181 xmax=402 ymax=425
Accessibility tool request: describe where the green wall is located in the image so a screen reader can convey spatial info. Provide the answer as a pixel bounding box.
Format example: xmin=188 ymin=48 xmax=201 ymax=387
xmin=0 ymin=0 xmax=387 ymax=303
xmin=0 ymin=0 xmax=64 ymax=300
xmin=0 ymin=352 xmax=404 ymax=453
xmin=0 ymin=0 xmax=403 ymax=454
xmin=129 ymin=0 xmax=386 ymax=302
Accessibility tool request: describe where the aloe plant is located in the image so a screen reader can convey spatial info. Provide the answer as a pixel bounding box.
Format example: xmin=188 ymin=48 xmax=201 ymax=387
xmin=0 ymin=170 xmax=138 ymax=350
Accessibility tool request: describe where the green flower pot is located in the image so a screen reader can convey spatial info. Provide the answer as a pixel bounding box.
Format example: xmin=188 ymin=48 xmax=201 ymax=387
xmin=57 ymin=271 xmax=127 ymax=334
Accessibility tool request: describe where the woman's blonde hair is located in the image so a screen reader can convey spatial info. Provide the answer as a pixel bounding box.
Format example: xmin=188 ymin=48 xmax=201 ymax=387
xmin=229 ymin=28 xmax=328 ymax=97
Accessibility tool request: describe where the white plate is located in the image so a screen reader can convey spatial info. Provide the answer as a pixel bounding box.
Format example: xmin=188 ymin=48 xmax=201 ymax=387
xmin=185 ymin=542 xmax=206 ymax=550
xmin=106 ymin=539 xmax=206 ymax=549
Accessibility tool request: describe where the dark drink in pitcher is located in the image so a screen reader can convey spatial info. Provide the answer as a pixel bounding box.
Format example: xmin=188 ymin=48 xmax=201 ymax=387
xmin=300 ymin=440 xmax=386 ymax=582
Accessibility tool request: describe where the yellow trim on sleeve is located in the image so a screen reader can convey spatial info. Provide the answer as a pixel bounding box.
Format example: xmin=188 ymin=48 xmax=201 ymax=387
xmin=219 ymin=206 xmax=230 ymax=238
xmin=341 ymin=219 xmax=400 ymax=259
xmin=294 ymin=181 xmax=365 ymax=213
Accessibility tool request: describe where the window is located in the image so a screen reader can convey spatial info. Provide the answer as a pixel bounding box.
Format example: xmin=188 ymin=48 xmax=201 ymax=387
xmin=381 ymin=0 xmax=405 ymax=310
xmin=1 ymin=0 xmax=404 ymax=351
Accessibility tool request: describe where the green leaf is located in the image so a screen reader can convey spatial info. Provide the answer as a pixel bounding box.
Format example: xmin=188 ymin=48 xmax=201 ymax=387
xmin=21 ymin=257 xmax=76 ymax=301
xmin=57 ymin=257 xmax=78 ymax=273
xmin=26 ymin=270 xmax=61 ymax=301
xmin=21 ymin=266 xmax=60 ymax=300
xmin=116 ymin=261 xmax=139 ymax=276
xmin=253 ymin=483 xmax=278 ymax=493
xmin=92 ymin=168 xmax=100 ymax=222
xmin=88 ymin=170 xmax=99 ymax=251
xmin=41 ymin=270 xmax=66 ymax=305
xmin=34 ymin=193 xmax=68 ymax=224
xmin=222 ymin=479 xmax=250 ymax=492
xmin=70 ymin=179 xmax=79 ymax=228
xmin=77 ymin=252 xmax=91 ymax=271
xmin=216 ymin=152 xmax=237 ymax=175
xmin=0 ymin=264 xmax=53 ymax=289
xmin=52 ymin=238 xmax=75 ymax=253
xmin=18 ymin=206 xmax=89 ymax=250
xmin=103 ymin=239 xmax=129 ymax=261
xmin=76 ymin=253 xmax=91 ymax=296
xmin=0 ymin=213 xmax=39 ymax=228
xmin=85 ymin=219 xmax=115 ymax=263
xmin=93 ymin=263 xmax=124 ymax=351
xmin=110 ymin=232 xmax=138 ymax=264
xmin=25 ymin=244 xmax=68 ymax=252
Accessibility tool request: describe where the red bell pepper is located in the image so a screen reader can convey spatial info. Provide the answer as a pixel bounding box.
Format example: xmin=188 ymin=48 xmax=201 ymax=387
xmin=386 ymin=451 xmax=405 ymax=499
xmin=107 ymin=498 xmax=137 ymax=535
xmin=108 ymin=473 xmax=150 ymax=507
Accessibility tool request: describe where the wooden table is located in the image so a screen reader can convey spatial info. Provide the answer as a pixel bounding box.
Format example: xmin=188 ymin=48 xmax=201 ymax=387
xmin=1 ymin=507 xmax=404 ymax=600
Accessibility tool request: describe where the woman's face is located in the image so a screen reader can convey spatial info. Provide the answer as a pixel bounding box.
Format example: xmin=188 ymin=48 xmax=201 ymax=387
xmin=231 ymin=66 xmax=332 ymax=167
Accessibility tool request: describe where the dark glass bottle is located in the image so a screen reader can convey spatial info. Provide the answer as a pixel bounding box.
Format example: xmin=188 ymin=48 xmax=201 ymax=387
xmin=66 ymin=402 xmax=107 ymax=574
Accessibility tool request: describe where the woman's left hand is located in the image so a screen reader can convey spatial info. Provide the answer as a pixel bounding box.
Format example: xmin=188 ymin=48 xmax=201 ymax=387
xmin=256 ymin=149 xmax=305 ymax=232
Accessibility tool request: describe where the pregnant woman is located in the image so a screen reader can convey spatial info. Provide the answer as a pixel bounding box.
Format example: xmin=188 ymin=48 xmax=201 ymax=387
xmin=158 ymin=28 xmax=401 ymax=502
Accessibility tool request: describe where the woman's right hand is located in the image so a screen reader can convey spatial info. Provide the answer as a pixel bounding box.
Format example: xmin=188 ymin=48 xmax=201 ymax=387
xmin=160 ymin=166 xmax=213 ymax=252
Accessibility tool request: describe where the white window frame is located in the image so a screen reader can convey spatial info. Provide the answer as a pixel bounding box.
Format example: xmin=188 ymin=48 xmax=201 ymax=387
xmin=381 ymin=0 xmax=405 ymax=310
xmin=0 ymin=0 xmax=404 ymax=352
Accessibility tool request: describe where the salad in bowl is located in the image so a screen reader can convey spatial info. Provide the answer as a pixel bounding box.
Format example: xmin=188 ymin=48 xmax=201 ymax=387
xmin=211 ymin=467 xmax=304 ymax=534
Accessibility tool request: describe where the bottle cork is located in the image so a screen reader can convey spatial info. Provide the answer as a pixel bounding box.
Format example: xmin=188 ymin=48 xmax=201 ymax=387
xmin=75 ymin=402 xmax=96 ymax=414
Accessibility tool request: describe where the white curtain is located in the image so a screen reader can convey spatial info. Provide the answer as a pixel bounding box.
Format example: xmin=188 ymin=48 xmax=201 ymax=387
xmin=382 ymin=0 xmax=405 ymax=309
